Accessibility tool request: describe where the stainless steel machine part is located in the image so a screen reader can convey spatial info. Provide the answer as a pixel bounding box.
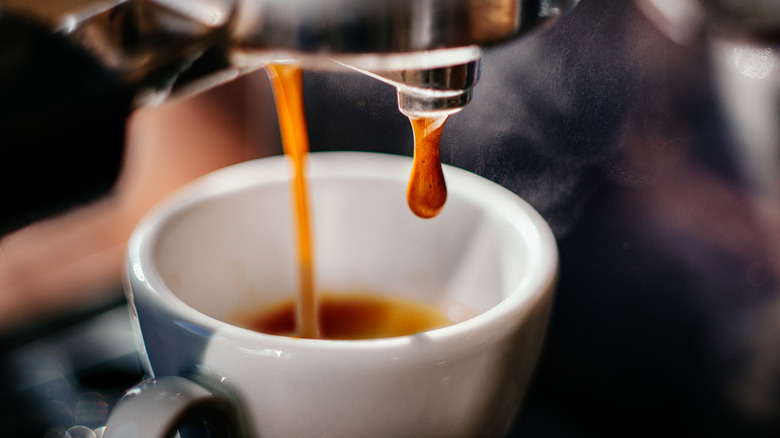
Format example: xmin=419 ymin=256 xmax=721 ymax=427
xmin=1 ymin=0 xmax=578 ymax=115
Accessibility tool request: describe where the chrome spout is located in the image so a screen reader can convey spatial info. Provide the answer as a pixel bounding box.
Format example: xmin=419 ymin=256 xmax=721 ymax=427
xmin=338 ymin=46 xmax=481 ymax=118
xmin=1 ymin=0 xmax=578 ymax=109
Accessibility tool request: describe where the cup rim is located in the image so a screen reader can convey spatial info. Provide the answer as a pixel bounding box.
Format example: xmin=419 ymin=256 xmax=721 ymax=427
xmin=127 ymin=151 xmax=558 ymax=351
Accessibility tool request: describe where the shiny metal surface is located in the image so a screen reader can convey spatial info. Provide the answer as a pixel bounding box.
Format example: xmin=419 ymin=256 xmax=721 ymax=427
xmin=3 ymin=0 xmax=576 ymax=54
xmin=229 ymin=0 xmax=570 ymax=54
xmin=345 ymin=53 xmax=482 ymax=117
xmin=2 ymin=1 xmax=780 ymax=435
xmin=1 ymin=0 xmax=577 ymax=114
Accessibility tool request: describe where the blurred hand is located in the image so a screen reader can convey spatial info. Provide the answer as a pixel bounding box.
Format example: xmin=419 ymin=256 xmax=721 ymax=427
xmin=0 ymin=73 xmax=276 ymax=331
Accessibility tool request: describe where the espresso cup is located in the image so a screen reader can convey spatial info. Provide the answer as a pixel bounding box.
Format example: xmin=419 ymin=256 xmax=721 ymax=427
xmin=104 ymin=151 xmax=558 ymax=438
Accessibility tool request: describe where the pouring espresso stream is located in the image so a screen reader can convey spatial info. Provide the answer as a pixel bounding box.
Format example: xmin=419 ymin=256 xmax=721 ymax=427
xmin=266 ymin=62 xmax=452 ymax=338
xmin=0 ymin=1 xmax=574 ymax=436
xmin=0 ymin=0 xmax=577 ymax=235
xmin=265 ymin=63 xmax=319 ymax=338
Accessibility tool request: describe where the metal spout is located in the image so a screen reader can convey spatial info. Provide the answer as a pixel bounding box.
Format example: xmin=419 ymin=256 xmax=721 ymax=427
xmin=337 ymin=46 xmax=481 ymax=117
xmin=0 ymin=0 xmax=578 ymax=109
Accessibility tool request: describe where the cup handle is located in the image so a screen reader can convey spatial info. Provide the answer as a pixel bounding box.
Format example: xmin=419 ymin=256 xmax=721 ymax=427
xmin=103 ymin=374 xmax=252 ymax=438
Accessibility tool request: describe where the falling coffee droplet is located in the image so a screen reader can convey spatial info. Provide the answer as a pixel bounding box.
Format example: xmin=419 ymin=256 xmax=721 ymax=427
xmin=407 ymin=115 xmax=449 ymax=219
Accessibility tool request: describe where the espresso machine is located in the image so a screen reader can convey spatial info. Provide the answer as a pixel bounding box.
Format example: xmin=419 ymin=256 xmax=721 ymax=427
xmin=0 ymin=1 xmax=576 ymax=435
xmin=0 ymin=0 xmax=576 ymax=235
xmin=2 ymin=0 xmax=780 ymax=436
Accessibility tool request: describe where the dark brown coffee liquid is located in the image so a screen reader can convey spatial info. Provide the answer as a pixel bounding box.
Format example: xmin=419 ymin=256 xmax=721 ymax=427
xmin=236 ymin=293 xmax=452 ymax=340
xmin=407 ymin=115 xmax=449 ymax=219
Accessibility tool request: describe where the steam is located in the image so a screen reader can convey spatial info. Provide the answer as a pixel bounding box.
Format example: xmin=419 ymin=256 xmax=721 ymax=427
xmin=443 ymin=24 xmax=638 ymax=237
xmin=303 ymin=3 xmax=649 ymax=238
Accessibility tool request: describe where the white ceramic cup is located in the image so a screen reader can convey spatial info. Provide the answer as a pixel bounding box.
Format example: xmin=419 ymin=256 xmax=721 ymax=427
xmin=104 ymin=151 xmax=558 ymax=438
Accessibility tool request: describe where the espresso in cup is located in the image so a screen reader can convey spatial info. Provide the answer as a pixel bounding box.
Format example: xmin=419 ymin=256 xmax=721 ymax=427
xmin=108 ymin=65 xmax=556 ymax=438
xmin=232 ymin=292 xmax=453 ymax=340
xmin=265 ymin=63 xmax=455 ymax=339
xmin=109 ymin=151 xmax=558 ymax=438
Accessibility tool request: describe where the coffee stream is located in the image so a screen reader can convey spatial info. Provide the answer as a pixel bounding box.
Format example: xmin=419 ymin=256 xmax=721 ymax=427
xmin=266 ymin=63 xmax=450 ymax=338
xmin=265 ymin=63 xmax=319 ymax=339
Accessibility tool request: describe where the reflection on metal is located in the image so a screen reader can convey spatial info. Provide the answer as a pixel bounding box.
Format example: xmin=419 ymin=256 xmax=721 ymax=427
xmin=1 ymin=0 xmax=578 ymax=114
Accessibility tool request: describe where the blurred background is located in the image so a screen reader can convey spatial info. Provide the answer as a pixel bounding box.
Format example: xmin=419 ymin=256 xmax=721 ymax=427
xmin=1 ymin=0 xmax=779 ymax=436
